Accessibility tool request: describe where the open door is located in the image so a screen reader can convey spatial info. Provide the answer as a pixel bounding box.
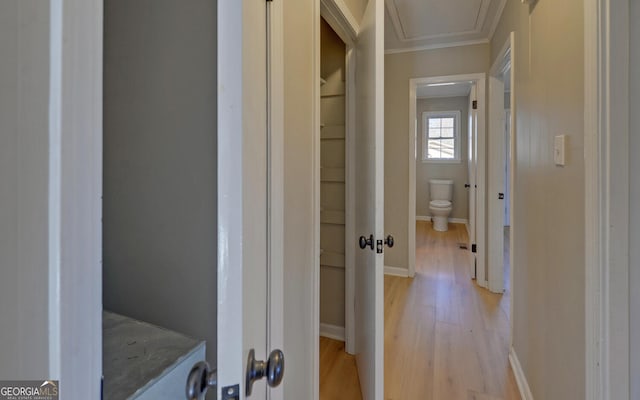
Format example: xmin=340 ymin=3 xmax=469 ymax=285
xmin=353 ymin=0 xmax=385 ymax=399
xmin=487 ymin=39 xmax=513 ymax=294
xmin=467 ymin=85 xmax=478 ymax=279
xmin=186 ymin=1 xmax=284 ymax=399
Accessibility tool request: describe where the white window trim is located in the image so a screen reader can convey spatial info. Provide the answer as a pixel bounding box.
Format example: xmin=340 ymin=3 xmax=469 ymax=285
xmin=421 ymin=110 xmax=461 ymax=164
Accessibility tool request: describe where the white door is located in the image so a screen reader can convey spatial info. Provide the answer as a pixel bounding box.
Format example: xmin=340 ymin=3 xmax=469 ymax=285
xmin=353 ymin=0 xmax=384 ymax=399
xmin=487 ymin=75 xmax=506 ymax=293
xmin=199 ymin=1 xmax=283 ymax=399
xmin=467 ymin=85 xmax=478 ymax=278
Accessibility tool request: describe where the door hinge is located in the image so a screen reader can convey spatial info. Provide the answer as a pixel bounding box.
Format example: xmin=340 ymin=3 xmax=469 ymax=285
xmin=471 ymin=244 xmax=477 ymax=253
xmin=376 ymin=240 xmax=384 ymax=254
xmin=472 ymin=100 xmax=478 ymax=110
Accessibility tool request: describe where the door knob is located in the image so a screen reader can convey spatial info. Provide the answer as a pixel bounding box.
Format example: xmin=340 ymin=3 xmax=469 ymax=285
xmin=498 ymin=193 xmax=505 ymax=199
xmin=359 ymin=234 xmax=374 ymax=250
xmin=465 ymin=183 xmax=471 ymax=188
xmin=186 ymin=361 xmax=217 ymax=400
xmin=384 ymin=235 xmax=394 ymax=248
xmin=246 ymin=348 xmax=285 ymax=396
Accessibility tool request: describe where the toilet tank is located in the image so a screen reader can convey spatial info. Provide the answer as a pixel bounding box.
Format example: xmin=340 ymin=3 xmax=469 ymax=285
xmin=429 ymin=179 xmax=454 ymax=201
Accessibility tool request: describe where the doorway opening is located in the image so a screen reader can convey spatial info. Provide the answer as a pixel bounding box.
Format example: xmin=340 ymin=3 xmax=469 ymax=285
xmin=408 ymin=74 xmax=487 ymax=284
xmin=317 ymin=15 xmax=361 ymax=399
xmin=487 ymin=33 xmax=515 ymax=297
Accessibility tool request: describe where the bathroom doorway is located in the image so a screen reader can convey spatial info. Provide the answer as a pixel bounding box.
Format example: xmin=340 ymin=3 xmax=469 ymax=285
xmin=407 ymin=73 xmax=487 ymax=283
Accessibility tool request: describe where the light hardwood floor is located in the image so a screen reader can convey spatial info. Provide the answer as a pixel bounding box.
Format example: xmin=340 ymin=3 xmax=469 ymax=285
xmin=319 ymin=222 xmax=520 ymax=400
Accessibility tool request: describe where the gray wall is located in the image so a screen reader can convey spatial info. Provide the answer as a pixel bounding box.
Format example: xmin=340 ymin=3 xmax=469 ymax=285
xmin=0 ymin=0 xmax=51 ymax=379
xmin=631 ymin=0 xmax=640 ymax=395
xmin=320 ymin=19 xmax=347 ymax=328
xmin=384 ymin=44 xmax=489 ymax=270
xmin=415 ymin=96 xmax=469 ymax=220
xmin=102 ymin=0 xmax=217 ymax=366
xmin=492 ymin=0 xmax=585 ymax=398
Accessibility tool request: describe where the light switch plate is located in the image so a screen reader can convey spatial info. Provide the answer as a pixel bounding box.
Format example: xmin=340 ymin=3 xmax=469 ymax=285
xmin=554 ymin=135 xmax=566 ymax=166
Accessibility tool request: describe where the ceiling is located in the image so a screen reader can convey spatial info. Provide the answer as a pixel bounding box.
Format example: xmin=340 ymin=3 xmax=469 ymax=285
xmin=385 ymin=0 xmax=507 ymax=53
xmin=416 ymin=81 xmax=472 ymax=99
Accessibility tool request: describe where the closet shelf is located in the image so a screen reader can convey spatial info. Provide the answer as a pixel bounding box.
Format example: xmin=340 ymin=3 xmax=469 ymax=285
xmin=321 ymin=209 xmax=345 ymax=225
xmin=320 ymin=167 xmax=345 ymax=183
xmin=320 ymin=251 xmax=345 ymax=269
xmin=320 ymin=125 xmax=345 ymax=140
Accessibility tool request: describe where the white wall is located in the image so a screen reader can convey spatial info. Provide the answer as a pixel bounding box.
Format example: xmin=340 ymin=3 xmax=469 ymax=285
xmin=415 ymin=96 xmax=469 ymax=220
xmin=0 ymin=1 xmax=51 ymax=379
xmin=630 ymin=0 xmax=640 ymax=395
xmin=102 ymin=0 xmax=218 ymax=366
xmin=492 ymin=1 xmax=586 ymax=398
xmin=384 ymin=44 xmax=489 ymax=271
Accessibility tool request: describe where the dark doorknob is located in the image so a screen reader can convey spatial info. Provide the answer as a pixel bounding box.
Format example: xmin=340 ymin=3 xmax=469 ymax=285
xmin=498 ymin=193 xmax=505 ymax=199
xmin=464 ymin=183 xmax=471 ymax=188
xmin=384 ymin=235 xmax=394 ymax=248
xmin=246 ymin=349 xmax=285 ymax=396
xmin=359 ymin=234 xmax=374 ymax=250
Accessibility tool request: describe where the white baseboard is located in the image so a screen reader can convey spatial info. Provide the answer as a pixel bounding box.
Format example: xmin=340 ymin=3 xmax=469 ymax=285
xmin=319 ymin=323 xmax=345 ymax=341
xmin=416 ymin=215 xmax=469 ymax=225
xmin=384 ymin=265 xmax=409 ymax=277
xmin=509 ymin=347 xmax=534 ymax=400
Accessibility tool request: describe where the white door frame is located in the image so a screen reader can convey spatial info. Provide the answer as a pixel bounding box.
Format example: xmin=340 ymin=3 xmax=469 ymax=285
xmin=584 ymin=0 xmax=630 ymax=398
xmin=487 ymin=33 xmax=514 ymax=294
xmin=408 ymin=73 xmax=486 ymax=284
xmin=48 ymin=0 xmax=103 ymax=397
xmin=318 ymin=0 xmax=359 ymax=356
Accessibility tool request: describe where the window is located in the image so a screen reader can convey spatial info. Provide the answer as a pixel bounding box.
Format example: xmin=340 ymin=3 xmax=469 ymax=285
xmin=422 ymin=111 xmax=461 ymax=163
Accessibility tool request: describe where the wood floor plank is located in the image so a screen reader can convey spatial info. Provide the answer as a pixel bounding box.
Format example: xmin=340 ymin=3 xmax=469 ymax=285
xmin=319 ymin=222 xmax=520 ymax=400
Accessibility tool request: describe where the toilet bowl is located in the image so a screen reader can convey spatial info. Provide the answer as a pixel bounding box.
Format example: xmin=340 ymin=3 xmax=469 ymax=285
xmin=429 ymin=200 xmax=453 ymax=232
xmin=428 ymin=179 xmax=454 ymax=232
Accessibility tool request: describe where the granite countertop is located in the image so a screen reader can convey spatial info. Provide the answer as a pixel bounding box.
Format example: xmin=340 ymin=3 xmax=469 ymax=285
xmin=102 ymin=311 xmax=205 ymax=400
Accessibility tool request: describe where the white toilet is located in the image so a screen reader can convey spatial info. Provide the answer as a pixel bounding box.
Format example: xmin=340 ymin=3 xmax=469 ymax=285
xmin=429 ymin=179 xmax=454 ymax=232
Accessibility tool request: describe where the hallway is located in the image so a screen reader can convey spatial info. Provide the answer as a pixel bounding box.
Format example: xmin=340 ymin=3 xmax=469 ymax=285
xmin=320 ymin=221 xmax=519 ymax=399
xmin=385 ymin=221 xmax=519 ymax=399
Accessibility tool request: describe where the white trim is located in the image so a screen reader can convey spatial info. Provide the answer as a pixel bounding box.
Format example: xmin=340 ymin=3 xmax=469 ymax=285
xmin=584 ymin=0 xmax=631 ymax=399
xmin=509 ymin=348 xmax=534 ymax=400
xmin=52 ymin=0 xmax=103 ymax=395
xmin=267 ymin=2 xmax=285 ymax=399
xmin=508 ymin=33 xmax=516 ymax=347
xmin=385 ymin=0 xmax=491 ymax=44
xmin=312 ymin=0 xmax=321 ymax=399
xmin=384 ymin=39 xmax=489 ymax=55
xmin=408 ymin=74 xmax=486 ymax=283
xmin=217 ymin=0 xmax=245 ymax=396
xmin=319 ymin=323 xmax=346 ymax=341
xmin=320 ymin=0 xmax=359 ymax=45
xmin=48 ymin=0 xmax=63 ymax=378
xmin=344 ymin=47 xmax=357 ymax=355
xmin=420 ymin=110 xmax=462 ymax=163
xmin=416 ymin=216 xmax=468 ymax=225
xmin=384 ymin=266 xmax=409 ymax=278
